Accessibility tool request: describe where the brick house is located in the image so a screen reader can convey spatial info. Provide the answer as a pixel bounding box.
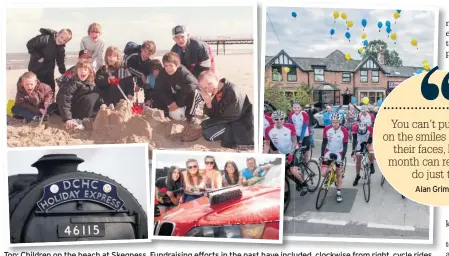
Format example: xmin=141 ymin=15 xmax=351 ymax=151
xmin=265 ymin=49 xmax=421 ymax=107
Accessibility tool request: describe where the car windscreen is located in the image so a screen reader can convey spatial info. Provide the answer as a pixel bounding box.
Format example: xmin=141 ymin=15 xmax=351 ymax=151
xmin=257 ymin=164 xmax=282 ymax=187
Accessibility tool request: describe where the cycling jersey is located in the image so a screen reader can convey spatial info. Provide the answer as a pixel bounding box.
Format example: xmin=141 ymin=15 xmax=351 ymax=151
xmin=288 ymin=111 xmax=311 ymax=138
xmin=358 ymin=113 xmax=375 ymax=126
xmin=265 ymin=123 xmax=296 ymax=154
xmin=352 ymin=124 xmax=373 ymax=151
xmin=323 ymin=125 xmax=349 ymax=161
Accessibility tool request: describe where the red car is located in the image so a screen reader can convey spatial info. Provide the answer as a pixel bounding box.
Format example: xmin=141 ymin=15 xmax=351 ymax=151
xmin=153 ymin=168 xmax=282 ymax=239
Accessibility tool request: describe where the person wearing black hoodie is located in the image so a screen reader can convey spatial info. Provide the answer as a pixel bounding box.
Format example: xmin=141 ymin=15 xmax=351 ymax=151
xmin=153 ymin=52 xmax=204 ymax=142
xmin=26 ymin=28 xmax=72 ymax=96
xmin=198 ymin=71 xmax=254 ymax=148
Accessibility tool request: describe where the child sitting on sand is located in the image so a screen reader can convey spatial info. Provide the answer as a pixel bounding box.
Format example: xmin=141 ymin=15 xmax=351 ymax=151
xmin=142 ymin=59 xmax=163 ymax=107
xmin=56 ymin=50 xmax=93 ymax=87
xmin=80 ymin=23 xmax=105 ymax=72
xmin=12 ymin=71 xmax=53 ymax=123
xmin=95 ymin=46 xmax=133 ymax=106
xmin=54 ymin=60 xmax=101 ymax=130
xmin=26 ymin=28 xmax=72 ymax=97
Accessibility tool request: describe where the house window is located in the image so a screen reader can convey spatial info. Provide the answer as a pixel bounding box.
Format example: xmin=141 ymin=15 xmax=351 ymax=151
xmin=272 ymin=66 xmax=282 ymax=81
xmin=285 ymin=92 xmax=293 ymax=98
xmin=287 ymin=67 xmax=297 ymax=82
xmin=368 ymin=92 xmax=376 ymax=104
xmin=376 ymin=92 xmax=384 ymax=101
xmin=342 ymin=72 xmax=351 ymax=83
xmin=372 ymin=70 xmax=379 ymax=83
xmin=360 ymin=70 xmax=368 ymax=83
xmin=314 ymin=68 xmax=324 ymax=82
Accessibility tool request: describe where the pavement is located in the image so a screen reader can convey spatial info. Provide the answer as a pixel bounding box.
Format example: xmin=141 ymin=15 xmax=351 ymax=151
xmin=284 ymin=128 xmax=431 ymax=240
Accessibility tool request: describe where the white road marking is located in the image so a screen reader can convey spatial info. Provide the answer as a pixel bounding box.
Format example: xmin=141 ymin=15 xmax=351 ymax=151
xmin=367 ymin=223 xmax=416 ymax=231
xmin=307 ymin=218 xmax=347 ymax=226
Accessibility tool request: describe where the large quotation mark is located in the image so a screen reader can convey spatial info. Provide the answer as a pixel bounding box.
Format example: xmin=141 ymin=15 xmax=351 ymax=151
xmin=421 ymin=66 xmax=449 ymax=100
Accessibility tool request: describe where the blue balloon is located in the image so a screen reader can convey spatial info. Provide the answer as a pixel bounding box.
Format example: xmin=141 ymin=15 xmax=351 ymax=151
xmin=330 ymin=29 xmax=335 ymax=35
xmin=416 ymin=69 xmax=423 ymax=74
xmin=377 ymin=99 xmax=382 ymax=107
xmin=292 ymin=12 xmax=297 ymax=18
xmin=361 ymin=19 xmax=367 ymax=27
xmin=386 ymin=27 xmax=392 ymax=33
xmin=363 ymin=40 xmax=368 ymax=46
xmin=351 ymin=96 xmax=357 ymax=104
xmin=397 ymin=10 xmax=401 ymax=14
xmin=377 ymin=21 xmax=383 ymax=28
xmin=345 ymin=31 xmax=351 ymax=39
xmin=386 ymin=20 xmax=391 ymax=27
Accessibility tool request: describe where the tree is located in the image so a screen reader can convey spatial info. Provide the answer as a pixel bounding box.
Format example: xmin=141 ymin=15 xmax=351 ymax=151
xmin=362 ymin=39 xmax=403 ymax=67
xmin=292 ymin=83 xmax=313 ymax=105
xmin=264 ymin=79 xmax=291 ymax=113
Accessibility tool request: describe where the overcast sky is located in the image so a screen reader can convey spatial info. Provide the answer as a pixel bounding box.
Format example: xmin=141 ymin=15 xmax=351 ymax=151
xmin=154 ymin=151 xmax=280 ymax=171
xmin=266 ymin=7 xmax=436 ymax=66
xmin=6 ymin=7 xmax=254 ymax=53
xmin=7 ymin=145 xmax=148 ymax=212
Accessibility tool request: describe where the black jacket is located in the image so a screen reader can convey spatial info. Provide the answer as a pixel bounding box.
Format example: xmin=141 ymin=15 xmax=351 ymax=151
xmin=202 ymin=79 xmax=254 ymax=148
xmin=56 ymin=78 xmax=96 ymax=121
xmin=26 ymin=28 xmax=67 ymax=76
xmin=153 ymin=65 xmax=198 ymax=108
xmin=95 ymin=65 xmax=133 ymax=106
xmin=171 ymin=39 xmax=211 ymax=78
xmin=122 ymin=53 xmax=151 ymax=87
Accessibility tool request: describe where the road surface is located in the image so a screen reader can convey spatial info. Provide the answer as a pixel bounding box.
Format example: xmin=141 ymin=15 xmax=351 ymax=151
xmin=284 ymin=128 xmax=431 ymax=240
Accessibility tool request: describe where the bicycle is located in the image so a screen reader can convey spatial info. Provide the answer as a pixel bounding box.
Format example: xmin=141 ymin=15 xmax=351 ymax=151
xmin=315 ymin=153 xmax=345 ymax=210
xmin=381 ymin=175 xmax=406 ymax=199
xmin=284 ymin=146 xmax=321 ymax=213
xmin=356 ymin=143 xmax=372 ymax=202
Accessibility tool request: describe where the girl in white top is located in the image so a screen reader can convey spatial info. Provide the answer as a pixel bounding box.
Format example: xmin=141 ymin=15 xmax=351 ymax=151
xmin=80 ymin=23 xmax=105 ymax=72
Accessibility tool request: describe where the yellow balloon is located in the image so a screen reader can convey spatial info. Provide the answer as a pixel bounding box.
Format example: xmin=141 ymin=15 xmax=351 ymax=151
xmin=411 ymin=39 xmax=418 ymax=47
xmin=346 ymin=20 xmax=353 ymax=28
xmin=423 ymin=64 xmax=431 ymax=71
xmin=345 ymin=53 xmax=351 ymax=61
xmin=359 ymin=47 xmax=364 ymax=53
xmin=362 ymin=97 xmax=369 ymax=105
xmin=361 ymin=33 xmax=367 ymax=40
xmin=333 ymin=11 xmax=339 ymax=19
xmin=284 ymin=67 xmax=290 ymax=73
xmin=422 ymin=60 xmax=428 ymax=65
xmin=391 ymin=32 xmax=397 ymax=40
xmin=341 ymin=12 xmax=347 ymax=20
xmin=394 ymin=11 xmax=400 ymax=20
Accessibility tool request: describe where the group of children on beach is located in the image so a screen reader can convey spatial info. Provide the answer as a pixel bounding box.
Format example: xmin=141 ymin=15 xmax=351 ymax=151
xmin=12 ymin=23 xmax=255 ymax=147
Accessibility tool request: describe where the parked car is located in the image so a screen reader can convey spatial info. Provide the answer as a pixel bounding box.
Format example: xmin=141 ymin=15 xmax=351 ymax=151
xmin=314 ymin=105 xmax=361 ymax=127
xmin=153 ymin=165 xmax=282 ymax=239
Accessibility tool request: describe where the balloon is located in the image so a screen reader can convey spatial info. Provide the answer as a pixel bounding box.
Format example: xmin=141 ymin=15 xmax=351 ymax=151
xmin=377 ymin=99 xmax=383 ymax=107
xmin=357 ymin=49 xmax=361 ymax=55
xmin=386 ymin=27 xmax=392 ymax=37
xmin=362 ymin=97 xmax=369 ymax=105
xmin=397 ymin=10 xmax=402 ymax=14
xmin=361 ymin=19 xmax=367 ymax=28
xmin=284 ymin=67 xmax=290 ymax=73
xmin=394 ymin=11 xmax=400 ymax=20
xmin=363 ymin=40 xmax=368 ymax=47
xmin=345 ymin=53 xmax=351 ymax=61
xmin=330 ymin=29 xmax=335 ymax=36
xmin=416 ymin=69 xmax=423 ymax=74
xmin=341 ymin=12 xmax=347 ymax=19
xmin=292 ymin=12 xmax=297 ymax=18
xmin=411 ymin=38 xmax=418 ymax=48
xmin=333 ymin=11 xmax=339 ymax=21
xmin=386 ymin=20 xmax=391 ymax=27
xmin=346 ymin=20 xmax=353 ymax=30
xmin=422 ymin=60 xmax=428 ymax=65
xmin=361 ymin=32 xmax=367 ymax=39
xmin=423 ymin=63 xmax=431 ymax=71
xmin=391 ymin=32 xmax=397 ymax=43
xmin=351 ymin=96 xmax=357 ymax=104
xmin=359 ymin=47 xmax=364 ymax=53
xmin=377 ymin=21 xmax=383 ymax=32
xmin=345 ymin=31 xmax=351 ymax=41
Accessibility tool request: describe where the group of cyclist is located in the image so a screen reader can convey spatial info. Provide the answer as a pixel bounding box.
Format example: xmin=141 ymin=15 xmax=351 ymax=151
xmin=264 ymin=100 xmax=376 ymax=203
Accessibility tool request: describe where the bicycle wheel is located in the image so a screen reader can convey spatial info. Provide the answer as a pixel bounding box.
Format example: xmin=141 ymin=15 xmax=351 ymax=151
xmin=363 ymin=165 xmax=371 ymax=202
xmin=381 ymin=175 xmax=386 ymax=187
xmin=316 ymin=171 xmax=332 ymax=210
xmin=305 ymin=159 xmax=321 ymax=192
xmin=284 ymin=176 xmax=291 ymax=213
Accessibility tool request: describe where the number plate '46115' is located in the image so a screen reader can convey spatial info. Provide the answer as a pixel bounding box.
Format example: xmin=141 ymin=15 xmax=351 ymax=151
xmin=57 ymin=224 xmax=105 ymax=238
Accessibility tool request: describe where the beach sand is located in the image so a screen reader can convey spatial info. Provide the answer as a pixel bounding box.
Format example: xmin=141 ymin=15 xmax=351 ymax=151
xmin=6 ymin=53 xmax=256 ymax=156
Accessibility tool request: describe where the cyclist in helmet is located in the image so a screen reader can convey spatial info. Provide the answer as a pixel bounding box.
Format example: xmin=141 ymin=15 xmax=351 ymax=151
xmin=264 ymin=110 xmax=308 ymax=193
xmin=351 ymin=121 xmax=375 ymax=186
xmin=287 ymin=100 xmax=311 ymax=163
xmin=358 ymin=106 xmax=375 ymax=126
xmin=320 ymin=112 xmax=349 ymax=202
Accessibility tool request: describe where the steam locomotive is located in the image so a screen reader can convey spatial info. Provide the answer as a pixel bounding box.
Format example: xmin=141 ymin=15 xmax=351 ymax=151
xmin=9 ymin=154 xmax=148 ymax=243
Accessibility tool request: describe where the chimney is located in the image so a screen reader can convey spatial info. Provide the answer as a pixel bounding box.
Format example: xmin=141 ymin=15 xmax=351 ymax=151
xmin=377 ymin=49 xmax=385 ymax=65
xmin=32 ymin=154 xmax=84 ymax=181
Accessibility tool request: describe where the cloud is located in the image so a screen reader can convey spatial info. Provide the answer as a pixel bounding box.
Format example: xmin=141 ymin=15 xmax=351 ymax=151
xmin=266 ymin=7 xmax=436 ymax=66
